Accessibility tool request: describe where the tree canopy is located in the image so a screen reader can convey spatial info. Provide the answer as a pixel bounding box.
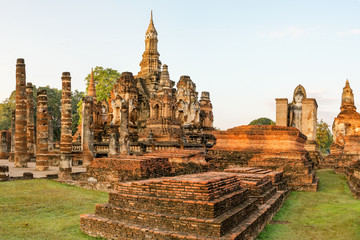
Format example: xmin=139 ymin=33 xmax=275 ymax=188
xmin=0 ymin=91 xmax=15 ymax=131
xmin=77 ymin=66 xmax=121 ymax=125
xmin=0 ymin=86 xmax=83 ymax=141
xmin=84 ymin=66 xmax=121 ymax=102
xmin=316 ymin=119 xmax=333 ymax=154
xmin=249 ymin=117 xmax=275 ymax=126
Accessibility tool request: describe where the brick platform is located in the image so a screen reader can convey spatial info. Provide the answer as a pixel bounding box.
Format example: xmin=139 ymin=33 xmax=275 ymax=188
xmin=81 ymin=172 xmax=287 ymax=239
xmin=208 ymin=125 xmax=319 ymax=191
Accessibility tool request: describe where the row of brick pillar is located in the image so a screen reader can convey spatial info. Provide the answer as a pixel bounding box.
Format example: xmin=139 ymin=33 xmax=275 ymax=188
xmin=10 ymin=58 xmax=72 ymax=174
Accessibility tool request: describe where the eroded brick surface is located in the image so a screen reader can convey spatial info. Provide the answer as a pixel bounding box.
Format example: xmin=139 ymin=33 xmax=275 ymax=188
xmin=80 ymin=171 xmax=287 ymax=239
xmin=208 ymin=125 xmax=318 ymax=191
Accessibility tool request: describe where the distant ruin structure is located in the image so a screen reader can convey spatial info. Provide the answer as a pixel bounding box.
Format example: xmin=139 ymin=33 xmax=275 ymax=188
xmin=0 ymin=130 xmax=10 ymax=159
xmin=71 ymin=12 xmax=215 ymax=160
xmin=324 ymin=80 xmax=360 ymax=171
xmin=276 ymin=85 xmax=319 ymax=163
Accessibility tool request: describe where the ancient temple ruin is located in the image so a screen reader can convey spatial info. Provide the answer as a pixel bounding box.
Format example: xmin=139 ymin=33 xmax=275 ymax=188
xmin=72 ymin=12 xmax=215 ymax=160
xmin=323 ymin=80 xmax=360 ymax=171
xmin=275 ymin=85 xmax=320 ymax=164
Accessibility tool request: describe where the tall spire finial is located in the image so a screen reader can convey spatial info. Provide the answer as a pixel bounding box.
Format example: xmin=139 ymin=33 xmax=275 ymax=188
xmin=341 ymin=79 xmax=355 ymax=111
xmin=88 ymin=67 xmax=96 ymax=100
xmin=146 ymin=10 xmax=157 ymax=37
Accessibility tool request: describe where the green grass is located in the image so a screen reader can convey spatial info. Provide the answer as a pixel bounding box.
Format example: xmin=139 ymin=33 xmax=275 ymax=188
xmin=257 ymin=169 xmax=360 ymax=240
xmin=0 ymin=179 xmax=108 ymax=240
xmin=1 ymin=170 xmax=359 ymax=240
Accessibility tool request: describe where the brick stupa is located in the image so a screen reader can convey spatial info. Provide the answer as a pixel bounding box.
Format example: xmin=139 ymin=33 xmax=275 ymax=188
xmin=322 ymin=80 xmax=360 ymax=171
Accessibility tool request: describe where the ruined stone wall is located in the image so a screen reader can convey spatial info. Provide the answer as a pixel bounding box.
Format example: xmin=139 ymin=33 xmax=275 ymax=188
xmin=302 ymin=98 xmax=317 ymax=141
xmin=275 ymin=98 xmax=288 ymax=127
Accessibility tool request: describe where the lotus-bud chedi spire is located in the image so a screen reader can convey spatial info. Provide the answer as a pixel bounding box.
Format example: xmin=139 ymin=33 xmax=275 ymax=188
xmin=88 ymin=68 xmax=97 ymax=101
xmin=341 ymin=79 xmax=356 ymax=111
xmin=138 ymin=11 xmax=162 ymax=77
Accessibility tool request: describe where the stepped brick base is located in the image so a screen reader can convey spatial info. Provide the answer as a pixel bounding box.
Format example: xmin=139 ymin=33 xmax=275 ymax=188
xmin=81 ymin=171 xmax=287 ymax=239
xmin=208 ymin=126 xmax=319 ymax=191
xmin=346 ymin=160 xmax=360 ymax=199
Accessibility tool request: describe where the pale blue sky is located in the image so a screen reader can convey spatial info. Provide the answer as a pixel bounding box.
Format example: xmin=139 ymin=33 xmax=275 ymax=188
xmin=1 ymin=0 xmax=360 ymax=130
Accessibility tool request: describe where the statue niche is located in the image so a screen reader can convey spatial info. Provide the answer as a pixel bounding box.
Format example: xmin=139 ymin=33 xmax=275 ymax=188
xmin=289 ymin=85 xmax=306 ymax=130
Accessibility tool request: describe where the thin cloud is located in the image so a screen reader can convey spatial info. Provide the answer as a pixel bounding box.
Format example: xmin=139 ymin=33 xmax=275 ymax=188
xmin=336 ymin=29 xmax=360 ymax=36
xmin=265 ymin=27 xmax=306 ymax=39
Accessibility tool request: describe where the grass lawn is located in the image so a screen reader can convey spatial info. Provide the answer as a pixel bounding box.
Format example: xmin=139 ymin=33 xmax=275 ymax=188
xmin=257 ymin=169 xmax=360 ymax=240
xmin=0 ymin=179 xmax=108 ymax=240
xmin=1 ymin=170 xmax=359 ymax=240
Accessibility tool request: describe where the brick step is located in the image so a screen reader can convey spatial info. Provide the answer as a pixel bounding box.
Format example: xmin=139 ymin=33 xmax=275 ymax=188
xmin=80 ymin=191 xmax=286 ymax=240
xmin=242 ymin=180 xmax=273 ymax=196
xmin=81 ymin=214 xmax=210 ymax=240
xmin=220 ymin=190 xmax=286 ymax=240
xmin=272 ymin=179 xmax=287 ymax=190
xmin=288 ymin=177 xmax=319 ymax=191
xmin=250 ymin=187 xmax=276 ymax=204
xmin=94 ymin=198 xmax=258 ymax=237
xmin=108 ymin=188 xmax=249 ymax=218
xmin=115 ymin=172 xmax=242 ymax=201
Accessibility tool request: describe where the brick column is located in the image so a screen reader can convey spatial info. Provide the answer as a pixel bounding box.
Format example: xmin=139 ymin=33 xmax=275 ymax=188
xmin=26 ymin=82 xmax=35 ymax=160
xmin=0 ymin=131 xmax=8 ymax=158
xmin=275 ymin=98 xmax=289 ymax=127
xmin=60 ymin=72 xmax=72 ymax=174
xmin=108 ymin=125 xmax=118 ymax=157
xmin=9 ymin=111 xmax=15 ymax=162
xmin=119 ymin=101 xmax=129 ymax=155
xmin=14 ymin=58 xmax=28 ymax=167
xmin=48 ymin=115 xmax=54 ymax=151
xmin=82 ymin=96 xmax=94 ymax=166
xmin=36 ymin=89 xmax=49 ymax=171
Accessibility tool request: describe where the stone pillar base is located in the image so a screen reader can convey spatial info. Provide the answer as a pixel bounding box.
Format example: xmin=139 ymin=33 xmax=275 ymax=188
xmin=36 ymin=154 xmax=49 ymax=171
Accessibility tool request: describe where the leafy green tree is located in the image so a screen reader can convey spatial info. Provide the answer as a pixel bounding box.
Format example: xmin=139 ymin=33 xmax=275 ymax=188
xmin=316 ymin=119 xmax=333 ymax=154
xmin=249 ymin=117 xmax=275 ymax=126
xmin=84 ymin=66 xmax=121 ymax=102
xmin=0 ymin=91 xmax=16 ymax=131
xmin=77 ymin=66 xmax=121 ymax=125
xmin=0 ymin=86 xmax=83 ymax=139
xmin=35 ymin=86 xmax=62 ymax=141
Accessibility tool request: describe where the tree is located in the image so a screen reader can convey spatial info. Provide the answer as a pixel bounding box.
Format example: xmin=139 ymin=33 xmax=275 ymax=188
xmin=249 ymin=117 xmax=275 ymax=126
xmin=77 ymin=66 xmax=121 ymax=125
xmin=84 ymin=66 xmax=121 ymax=102
xmin=316 ymin=119 xmax=333 ymax=154
xmin=35 ymin=86 xmax=62 ymax=141
xmin=0 ymin=91 xmax=15 ymax=131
